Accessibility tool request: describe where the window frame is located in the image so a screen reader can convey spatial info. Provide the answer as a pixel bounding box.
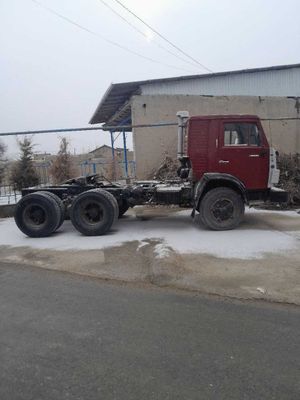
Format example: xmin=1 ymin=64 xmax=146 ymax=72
xmin=222 ymin=121 xmax=262 ymax=148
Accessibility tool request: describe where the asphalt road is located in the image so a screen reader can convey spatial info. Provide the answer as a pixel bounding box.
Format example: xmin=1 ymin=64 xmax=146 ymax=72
xmin=0 ymin=263 xmax=299 ymax=400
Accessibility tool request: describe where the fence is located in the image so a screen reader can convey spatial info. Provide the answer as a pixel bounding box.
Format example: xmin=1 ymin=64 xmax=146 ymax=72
xmin=0 ymin=159 xmax=137 ymax=206
xmin=35 ymin=162 xmax=51 ymax=185
xmin=79 ymin=160 xmax=136 ymax=180
xmin=33 ymin=159 xmax=136 ymax=182
xmin=0 ymin=162 xmax=50 ymax=206
xmin=0 ymin=185 xmax=21 ymax=205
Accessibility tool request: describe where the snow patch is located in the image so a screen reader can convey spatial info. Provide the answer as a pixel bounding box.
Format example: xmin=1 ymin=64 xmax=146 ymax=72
xmin=154 ymin=243 xmax=172 ymax=259
xmin=248 ymin=207 xmax=300 ymax=217
xmin=0 ymin=208 xmax=298 ymax=260
xmin=137 ymin=241 xmax=149 ymax=251
xmin=256 ymin=287 xmax=267 ymax=294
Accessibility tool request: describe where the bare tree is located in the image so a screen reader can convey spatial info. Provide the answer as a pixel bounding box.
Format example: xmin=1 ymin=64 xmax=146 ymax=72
xmin=278 ymin=153 xmax=300 ymax=205
xmin=49 ymin=137 xmax=74 ymax=184
xmin=10 ymin=137 xmax=39 ymax=191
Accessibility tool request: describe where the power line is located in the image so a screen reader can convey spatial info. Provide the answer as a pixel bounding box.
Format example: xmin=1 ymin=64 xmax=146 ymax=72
xmin=97 ymin=0 xmax=200 ymax=70
xmin=112 ymin=0 xmax=213 ymax=73
xmin=31 ymin=0 xmax=196 ymax=73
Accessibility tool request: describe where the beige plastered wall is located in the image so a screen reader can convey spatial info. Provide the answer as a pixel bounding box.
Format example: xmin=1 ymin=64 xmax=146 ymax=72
xmin=131 ymin=94 xmax=300 ymax=179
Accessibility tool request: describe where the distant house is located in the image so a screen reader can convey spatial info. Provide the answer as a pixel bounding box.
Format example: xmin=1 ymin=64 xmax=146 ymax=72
xmin=32 ymin=153 xmax=55 ymax=184
xmin=88 ymin=144 xmax=133 ymax=162
xmin=79 ymin=145 xmax=134 ymax=179
xmin=33 ymin=152 xmax=53 ymax=161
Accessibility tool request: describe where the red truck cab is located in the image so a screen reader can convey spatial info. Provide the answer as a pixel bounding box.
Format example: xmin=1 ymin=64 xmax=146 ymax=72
xmin=187 ymin=115 xmax=271 ymax=190
xmin=177 ymin=112 xmax=286 ymax=230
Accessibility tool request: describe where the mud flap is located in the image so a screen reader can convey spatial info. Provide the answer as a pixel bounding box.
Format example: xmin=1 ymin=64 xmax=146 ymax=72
xmin=269 ymin=188 xmax=288 ymax=203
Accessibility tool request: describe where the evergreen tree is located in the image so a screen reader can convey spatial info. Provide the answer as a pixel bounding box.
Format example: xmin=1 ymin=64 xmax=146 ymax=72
xmin=10 ymin=137 xmax=39 ymax=191
xmin=49 ymin=137 xmax=74 ymax=183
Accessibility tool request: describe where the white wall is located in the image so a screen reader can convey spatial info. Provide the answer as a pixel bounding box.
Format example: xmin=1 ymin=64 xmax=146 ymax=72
xmin=131 ymin=94 xmax=300 ymax=179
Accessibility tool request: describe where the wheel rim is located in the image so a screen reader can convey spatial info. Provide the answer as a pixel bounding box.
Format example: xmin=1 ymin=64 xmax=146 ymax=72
xmin=80 ymin=201 xmax=104 ymax=225
xmin=210 ymin=198 xmax=234 ymax=222
xmin=23 ymin=204 xmax=47 ymax=227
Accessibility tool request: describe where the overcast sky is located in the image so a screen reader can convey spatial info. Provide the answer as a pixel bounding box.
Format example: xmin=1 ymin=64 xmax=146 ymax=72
xmin=1 ymin=0 xmax=299 ymax=158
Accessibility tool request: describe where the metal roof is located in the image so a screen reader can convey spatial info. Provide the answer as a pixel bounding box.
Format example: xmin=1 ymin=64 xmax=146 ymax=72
xmin=89 ymin=83 xmax=141 ymax=127
xmin=89 ymin=63 xmax=300 ymax=126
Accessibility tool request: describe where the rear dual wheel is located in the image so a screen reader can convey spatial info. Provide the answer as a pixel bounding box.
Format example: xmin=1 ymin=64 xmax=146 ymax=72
xmin=14 ymin=191 xmax=65 ymax=237
xmin=70 ymin=189 xmax=119 ymax=236
xmin=43 ymin=191 xmax=65 ymax=229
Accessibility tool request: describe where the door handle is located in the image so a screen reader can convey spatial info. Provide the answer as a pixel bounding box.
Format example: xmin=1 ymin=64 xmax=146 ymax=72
xmin=249 ymin=154 xmax=259 ymax=158
xmin=219 ymin=160 xmax=229 ymax=164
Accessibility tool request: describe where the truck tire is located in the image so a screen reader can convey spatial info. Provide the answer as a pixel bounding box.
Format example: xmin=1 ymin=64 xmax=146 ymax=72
xmin=70 ymin=189 xmax=117 ymax=236
xmin=41 ymin=191 xmax=65 ymax=230
xmin=14 ymin=192 xmax=61 ymax=237
xmin=91 ymin=189 xmax=119 ymax=223
xmin=198 ymin=187 xmax=245 ymax=230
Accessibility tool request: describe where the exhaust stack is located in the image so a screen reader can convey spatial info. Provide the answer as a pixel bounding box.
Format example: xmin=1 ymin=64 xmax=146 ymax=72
xmin=176 ymin=111 xmax=189 ymax=159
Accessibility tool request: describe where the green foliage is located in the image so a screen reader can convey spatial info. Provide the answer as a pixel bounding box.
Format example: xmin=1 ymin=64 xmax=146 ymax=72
xmin=10 ymin=137 xmax=39 ymax=191
xmin=49 ymin=137 xmax=74 ymax=184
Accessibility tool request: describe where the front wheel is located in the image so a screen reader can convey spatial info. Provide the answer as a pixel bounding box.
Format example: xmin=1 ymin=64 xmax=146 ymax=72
xmin=198 ymin=187 xmax=245 ymax=230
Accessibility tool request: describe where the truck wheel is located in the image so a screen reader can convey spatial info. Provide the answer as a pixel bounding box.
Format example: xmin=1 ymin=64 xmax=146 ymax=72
xmin=199 ymin=187 xmax=244 ymax=230
xmin=118 ymin=200 xmax=129 ymax=218
xmin=41 ymin=191 xmax=65 ymax=230
xmin=14 ymin=192 xmax=61 ymax=237
xmin=70 ymin=189 xmax=117 ymax=236
xmin=91 ymin=189 xmax=119 ymax=223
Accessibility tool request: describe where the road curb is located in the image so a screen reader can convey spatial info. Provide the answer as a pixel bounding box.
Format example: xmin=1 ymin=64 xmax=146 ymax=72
xmin=1 ymin=242 xmax=300 ymax=306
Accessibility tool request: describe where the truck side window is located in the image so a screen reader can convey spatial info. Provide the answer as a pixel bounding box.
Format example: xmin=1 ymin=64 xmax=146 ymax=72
xmin=224 ymin=123 xmax=260 ymax=146
xmin=248 ymin=124 xmax=261 ymax=146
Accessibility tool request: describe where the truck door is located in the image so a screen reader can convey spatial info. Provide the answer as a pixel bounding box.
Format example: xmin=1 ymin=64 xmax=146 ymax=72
xmin=217 ymin=120 xmax=269 ymax=190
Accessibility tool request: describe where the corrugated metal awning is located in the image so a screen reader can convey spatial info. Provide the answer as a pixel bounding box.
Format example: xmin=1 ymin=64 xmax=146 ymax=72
xmin=89 ymin=63 xmax=300 ymax=127
xmin=89 ymin=82 xmax=141 ymax=127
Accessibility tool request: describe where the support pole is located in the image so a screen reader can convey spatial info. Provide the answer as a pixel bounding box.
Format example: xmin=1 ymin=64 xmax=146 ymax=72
xmin=122 ymin=130 xmax=128 ymax=179
xmin=110 ymin=131 xmax=115 ymax=160
xmin=110 ymin=131 xmax=116 ymax=180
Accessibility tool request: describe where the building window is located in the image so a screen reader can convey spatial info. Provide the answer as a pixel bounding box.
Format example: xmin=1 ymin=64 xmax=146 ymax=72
xmin=224 ymin=123 xmax=261 ymax=146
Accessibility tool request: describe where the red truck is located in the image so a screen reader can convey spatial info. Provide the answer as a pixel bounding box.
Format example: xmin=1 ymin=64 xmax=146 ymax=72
xmin=14 ymin=112 xmax=287 ymax=237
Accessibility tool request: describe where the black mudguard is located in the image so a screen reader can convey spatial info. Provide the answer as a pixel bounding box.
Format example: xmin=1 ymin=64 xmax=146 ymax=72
xmin=191 ymin=173 xmax=247 ymax=217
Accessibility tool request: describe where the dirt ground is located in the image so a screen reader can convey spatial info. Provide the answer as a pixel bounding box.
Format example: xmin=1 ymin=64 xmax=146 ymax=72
xmin=1 ymin=206 xmax=300 ymax=305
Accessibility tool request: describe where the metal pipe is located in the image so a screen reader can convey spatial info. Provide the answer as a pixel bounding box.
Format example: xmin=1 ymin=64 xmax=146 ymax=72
xmin=176 ymin=111 xmax=189 ymax=159
xmin=0 ymin=122 xmax=177 ymax=137
xmin=1 ymin=118 xmax=298 ymax=137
